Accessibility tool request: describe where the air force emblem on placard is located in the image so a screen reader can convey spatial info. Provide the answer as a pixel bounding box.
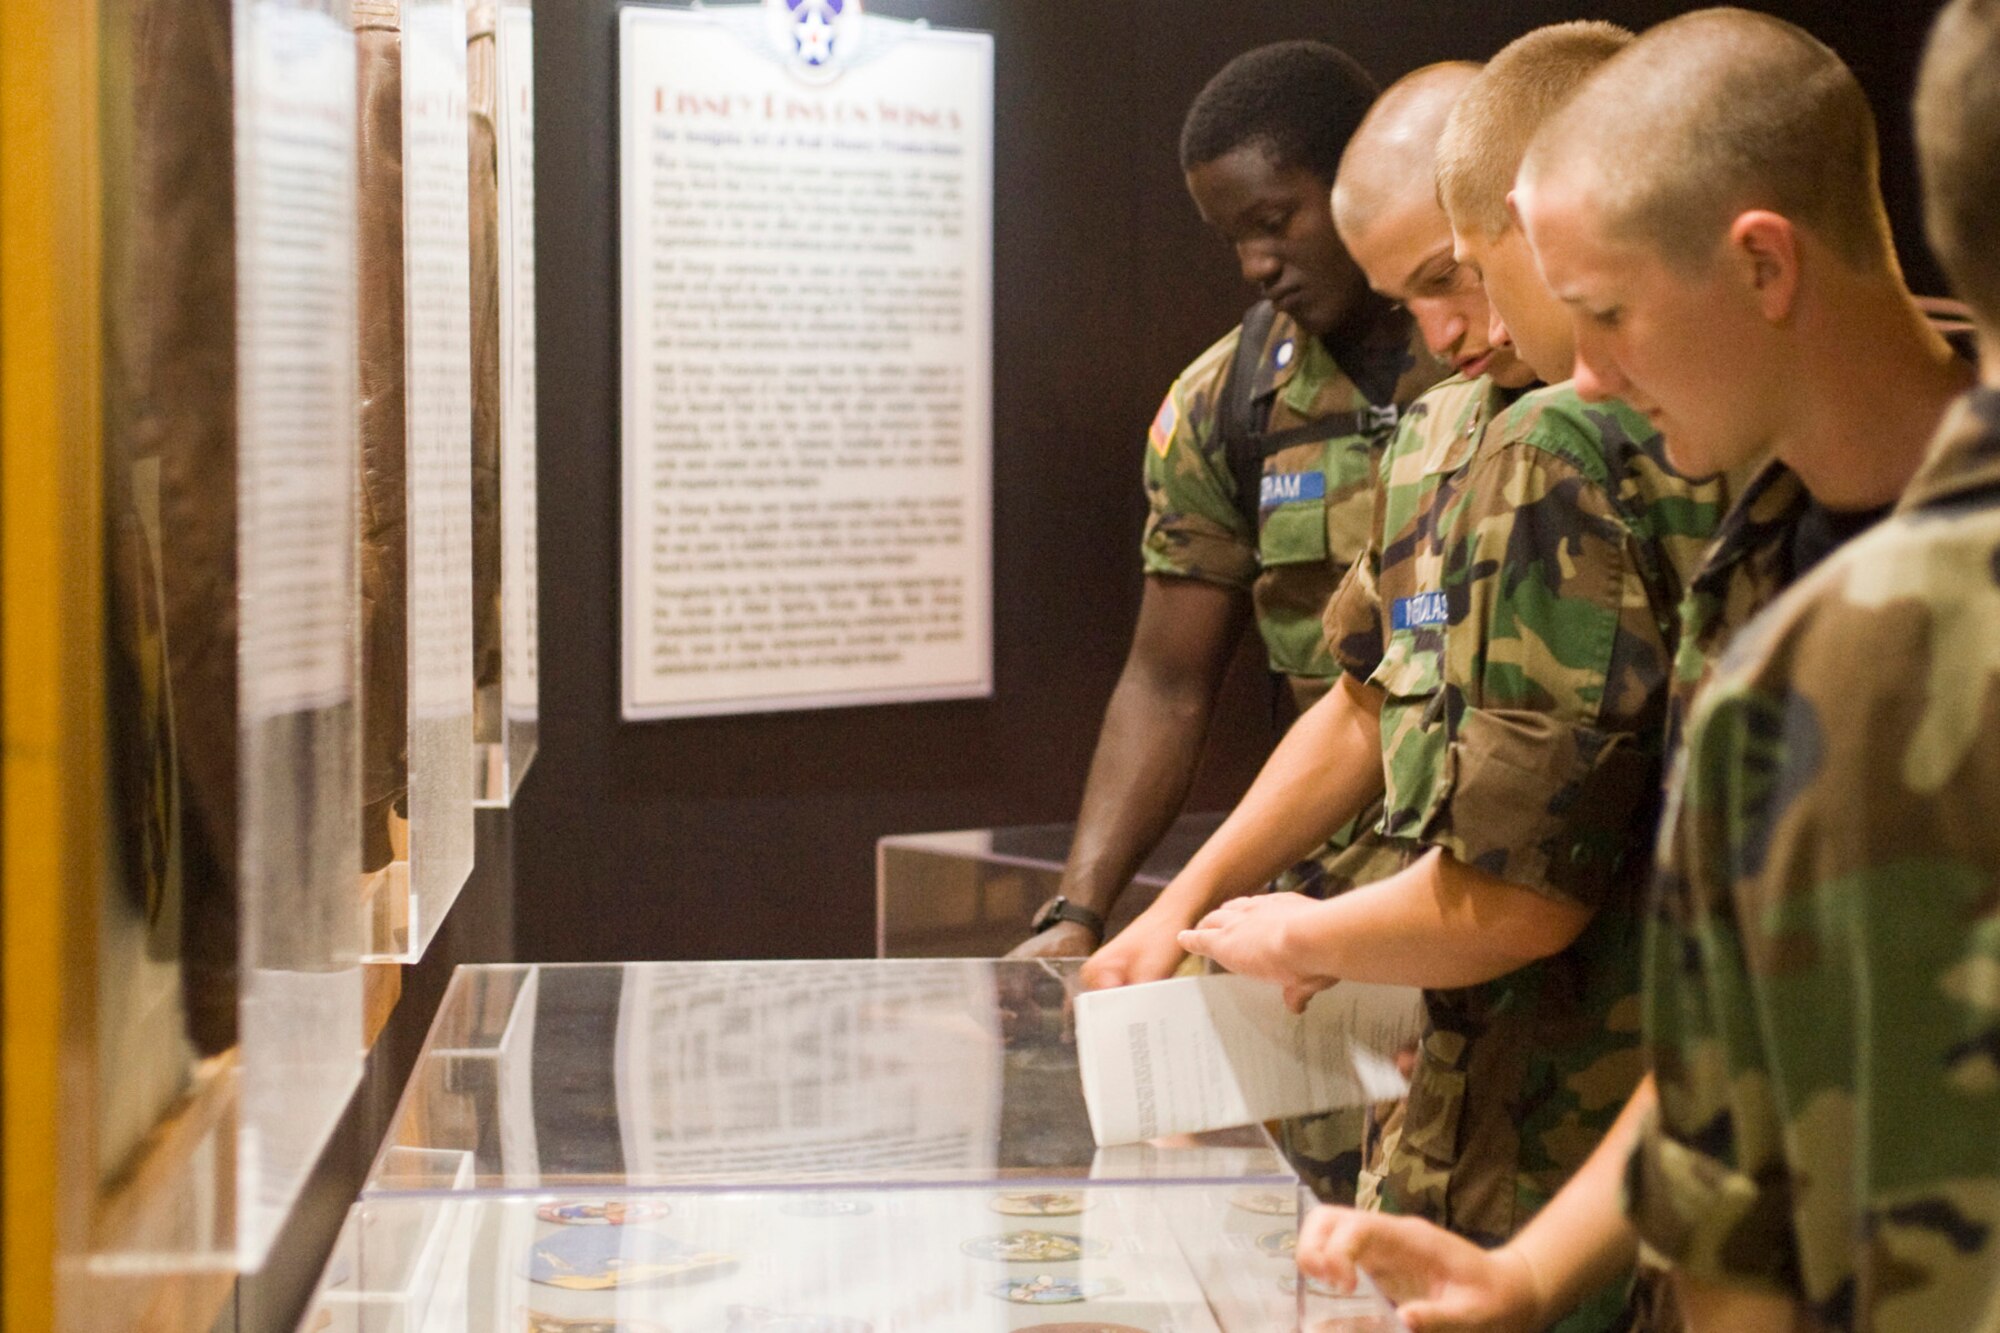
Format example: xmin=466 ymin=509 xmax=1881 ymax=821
xmin=763 ymin=0 xmax=865 ymax=81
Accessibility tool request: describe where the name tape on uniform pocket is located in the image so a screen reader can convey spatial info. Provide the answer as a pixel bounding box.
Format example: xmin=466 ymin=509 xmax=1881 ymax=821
xmin=1391 ymin=591 xmax=1450 ymax=631
xmin=1259 ymin=471 xmax=1327 ymax=509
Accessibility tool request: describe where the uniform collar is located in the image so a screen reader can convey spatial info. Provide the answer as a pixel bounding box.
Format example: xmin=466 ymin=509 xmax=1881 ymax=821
xmin=1688 ymin=458 xmax=1812 ymax=598
xmin=1897 ymin=388 xmax=2000 ymax=514
xmin=1417 ymin=374 xmax=1531 ymax=477
xmin=1254 ymin=303 xmax=1421 ymax=411
xmin=1247 ymin=307 xmax=1310 ymax=403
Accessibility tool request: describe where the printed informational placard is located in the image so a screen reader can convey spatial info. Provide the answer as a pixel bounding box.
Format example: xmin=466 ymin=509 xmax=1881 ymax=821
xmin=497 ymin=3 xmax=540 ymax=719
xmin=403 ymin=0 xmax=476 ymax=719
xmin=619 ymin=3 xmax=994 ymax=719
xmin=237 ymin=1 xmax=362 ymax=719
xmin=232 ymin=0 xmax=368 ymax=1267
xmin=397 ymin=0 xmax=476 ymax=958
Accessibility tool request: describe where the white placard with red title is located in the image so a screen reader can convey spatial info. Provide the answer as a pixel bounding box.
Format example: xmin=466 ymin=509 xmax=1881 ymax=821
xmin=619 ymin=2 xmax=994 ymax=720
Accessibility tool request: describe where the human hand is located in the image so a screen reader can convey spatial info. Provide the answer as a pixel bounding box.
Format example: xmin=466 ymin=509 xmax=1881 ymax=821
xmin=1078 ymin=909 xmax=1190 ymax=990
xmin=1003 ymin=920 xmax=1099 ymax=960
xmin=1298 ymin=1205 xmax=1545 ymax=1333
xmin=1176 ymin=892 xmax=1334 ymax=1013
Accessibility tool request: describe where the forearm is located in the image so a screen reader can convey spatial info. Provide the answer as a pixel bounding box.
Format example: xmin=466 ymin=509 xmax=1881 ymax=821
xmin=1058 ymin=670 xmax=1215 ymax=916
xmin=1279 ymin=847 xmax=1593 ymax=988
xmin=1507 ymin=1075 xmax=1653 ymax=1324
xmin=1148 ymin=675 xmax=1385 ymax=923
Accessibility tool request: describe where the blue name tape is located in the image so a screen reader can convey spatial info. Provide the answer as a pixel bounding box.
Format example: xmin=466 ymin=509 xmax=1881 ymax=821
xmin=1259 ymin=471 xmax=1327 ymax=508
xmin=1391 ymin=591 xmax=1450 ymax=630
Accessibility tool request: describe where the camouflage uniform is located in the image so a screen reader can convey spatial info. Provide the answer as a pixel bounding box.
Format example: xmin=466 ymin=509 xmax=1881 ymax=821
xmin=1142 ymin=305 xmax=1445 ymax=708
xmin=1628 ymin=389 xmax=2000 ymax=1330
xmin=1323 ymin=374 xmax=1725 ymax=1331
xmin=1143 ymin=307 xmax=1442 ymax=1203
xmin=1662 ymin=460 xmax=1819 ymax=751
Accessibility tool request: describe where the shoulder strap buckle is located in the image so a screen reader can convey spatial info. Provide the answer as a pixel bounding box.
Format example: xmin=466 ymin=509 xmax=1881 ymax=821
xmin=1361 ymin=403 xmax=1401 ymax=437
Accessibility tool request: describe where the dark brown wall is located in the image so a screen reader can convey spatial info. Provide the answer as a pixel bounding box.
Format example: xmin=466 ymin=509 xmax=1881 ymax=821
xmin=515 ymin=0 xmax=1952 ymax=967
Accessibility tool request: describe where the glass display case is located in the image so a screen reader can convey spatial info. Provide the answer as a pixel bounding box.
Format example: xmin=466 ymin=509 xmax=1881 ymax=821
xmin=85 ymin=0 xmax=370 ymax=1285
xmin=877 ymin=814 xmax=1225 ymax=957
xmin=353 ymin=0 xmax=478 ymax=961
xmin=469 ymin=0 xmax=539 ymax=807
xmin=300 ymin=960 xmax=1400 ymax=1331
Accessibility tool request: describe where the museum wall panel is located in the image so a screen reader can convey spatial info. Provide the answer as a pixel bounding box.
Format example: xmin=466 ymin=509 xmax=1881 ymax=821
xmin=514 ymin=0 xmax=1949 ymax=967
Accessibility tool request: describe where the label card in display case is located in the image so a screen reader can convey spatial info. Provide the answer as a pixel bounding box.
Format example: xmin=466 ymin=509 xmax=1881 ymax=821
xmin=619 ymin=3 xmax=995 ymax=719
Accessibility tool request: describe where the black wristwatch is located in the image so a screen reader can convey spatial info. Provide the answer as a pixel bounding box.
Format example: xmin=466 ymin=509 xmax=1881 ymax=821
xmin=1030 ymin=895 xmax=1106 ymax=939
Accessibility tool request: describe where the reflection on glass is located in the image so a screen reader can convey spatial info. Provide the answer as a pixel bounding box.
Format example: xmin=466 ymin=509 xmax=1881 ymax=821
xmin=312 ymin=962 xmax=1401 ymax=1331
xmin=372 ymin=961 xmax=1292 ymax=1193
xmin=876 ymin=813 xmax=1227 ymax=957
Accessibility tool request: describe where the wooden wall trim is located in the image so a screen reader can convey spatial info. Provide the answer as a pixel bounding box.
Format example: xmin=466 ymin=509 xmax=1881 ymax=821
xmin=2 ymin=1 xmax=107 ymax=1328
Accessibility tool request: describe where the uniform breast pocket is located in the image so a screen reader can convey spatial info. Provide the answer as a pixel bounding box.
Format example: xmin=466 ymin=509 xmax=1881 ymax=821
xmin=1256 ymin=465 xmax=1331 ymax=569
xmin=1370 ymin=628 xmax=1450 ymax=842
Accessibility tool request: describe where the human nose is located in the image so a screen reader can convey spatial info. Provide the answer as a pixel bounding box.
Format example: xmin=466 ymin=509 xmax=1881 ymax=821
xmin=1408 ymin=298 xmax=1465 ymax=361
xmin=1570 ymin=322 xmax=1628 ymax=402
xmin=1236 ymin=239 xmax=1284 ymax=290
xmin=1487 ymin=304 xmax=1512 ymax=351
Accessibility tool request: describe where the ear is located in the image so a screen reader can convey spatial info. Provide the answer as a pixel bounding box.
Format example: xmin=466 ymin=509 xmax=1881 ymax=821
xmin=1728 ymin=210 xmax=1800 ymax=322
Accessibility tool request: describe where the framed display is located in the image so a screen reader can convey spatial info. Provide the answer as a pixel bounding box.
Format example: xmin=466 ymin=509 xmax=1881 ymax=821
xmin=618 ymin=2 xmax=995 ymax=720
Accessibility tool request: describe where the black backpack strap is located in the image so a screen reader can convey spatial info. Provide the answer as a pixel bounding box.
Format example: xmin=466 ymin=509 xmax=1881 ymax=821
xmin=1258 ymin=408 xmax=1403 ymax=454
xmin=1222 ymin=302 xmax=1405 ymax=532
xmin=1221 ymin=301 xmax=1280 ymax=535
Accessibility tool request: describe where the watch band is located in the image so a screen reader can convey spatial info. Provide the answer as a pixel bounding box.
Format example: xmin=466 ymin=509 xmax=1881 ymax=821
xmin=1032 ymin=896 xmax=1105 ymax=938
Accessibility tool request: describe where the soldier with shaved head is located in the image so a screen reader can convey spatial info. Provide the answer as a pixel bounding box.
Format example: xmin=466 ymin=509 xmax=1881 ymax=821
xmin=1093 ymin=45 xmax=1723 ymax=1329
xmin=1297 ymin=11 xmax=1981 ymax=1331
xmin=1332 ymin=61 xmax=1528 ymax=390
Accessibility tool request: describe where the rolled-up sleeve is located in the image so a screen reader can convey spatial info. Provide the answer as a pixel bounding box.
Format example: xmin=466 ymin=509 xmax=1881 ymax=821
xmin=1429 ymin=708 xmax=1659 ymax=907
xmin=1409 ymin=436 xmax=1675 ymax=907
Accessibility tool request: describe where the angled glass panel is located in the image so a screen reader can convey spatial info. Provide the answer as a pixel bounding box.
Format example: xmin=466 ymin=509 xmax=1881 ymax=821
xmin=471 ymin=0 xmax=538 ymax=806
xmin=355 ymin=0 xmax=476 ymax=961
xmin=876 ymin=813 xmax=1227 ymax=957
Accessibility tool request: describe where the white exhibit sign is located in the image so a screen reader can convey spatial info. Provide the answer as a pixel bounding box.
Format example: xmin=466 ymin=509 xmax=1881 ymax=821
xmin=497 ymin=3 xmax=540 ymax=720
xmin=619 ymin=2 xmax=994 ymax=720
xmin=236 ymin=2 xmax=361 ymax=720
xmin=403 ymin=0 xmax=476 ymax=720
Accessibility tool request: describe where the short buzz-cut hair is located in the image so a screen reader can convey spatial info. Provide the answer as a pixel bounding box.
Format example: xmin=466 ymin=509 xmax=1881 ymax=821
xmin=1916 ymin=0 xmax=2000 ymax=326
xmin=1333 ymin=62 xmax=1482 ymax=242
xmin=1522 ymin=8 xmax=1894 ymax=274
xmin=1180 ymin=41 xmax=1379 ymax=183
xmin=1435 ymin=21 xmax=1633 ymax=239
